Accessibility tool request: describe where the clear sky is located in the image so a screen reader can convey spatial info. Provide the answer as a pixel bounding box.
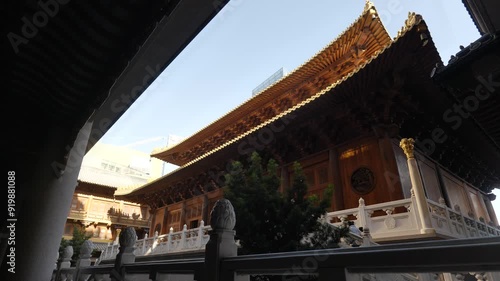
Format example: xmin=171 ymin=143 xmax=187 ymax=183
xmin=98 ymin=0 xmax=500 ymax=215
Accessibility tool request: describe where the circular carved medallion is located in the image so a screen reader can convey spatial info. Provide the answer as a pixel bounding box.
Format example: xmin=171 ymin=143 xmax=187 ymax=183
xmin=351 ymin=167 xmax=375 ymax=195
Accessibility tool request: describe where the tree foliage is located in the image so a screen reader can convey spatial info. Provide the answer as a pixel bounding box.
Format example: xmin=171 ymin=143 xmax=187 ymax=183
xmin=59 ymin=226 xmax=92 ymax=264
xmin=223 ymin=151 xmax=335 ymax=255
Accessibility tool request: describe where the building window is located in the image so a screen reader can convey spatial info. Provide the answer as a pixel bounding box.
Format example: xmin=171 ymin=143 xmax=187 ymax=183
xmin=168 ymin=210 xmax=181 ymax=232
xmin=190 ymin=220 xmax=199 ymax=229
xmin=291 ymin=162 xmax=330 ymax=200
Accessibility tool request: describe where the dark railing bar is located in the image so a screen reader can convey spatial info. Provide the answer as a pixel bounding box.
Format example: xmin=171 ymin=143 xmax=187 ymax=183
xmin=222 ymin=238 xmax=500 ymax=274
xmin=79 ymin=264 xmax=114 ymax=274
xmin=123 ymin=259 xmax=204 ymax=274
xmin=225 ymin=237 xmax=500 ymax=261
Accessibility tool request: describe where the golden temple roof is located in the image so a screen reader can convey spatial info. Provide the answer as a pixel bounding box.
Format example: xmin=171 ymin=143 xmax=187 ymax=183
xmin=151 ymin=2 xmax=392 ymax=166
xmin=120 ymin=9 xmax=440 ymax=200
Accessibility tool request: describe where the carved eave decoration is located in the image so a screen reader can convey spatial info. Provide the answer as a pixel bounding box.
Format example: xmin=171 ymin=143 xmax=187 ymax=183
xmin=151 ymin=2 xmax=392 ymax=166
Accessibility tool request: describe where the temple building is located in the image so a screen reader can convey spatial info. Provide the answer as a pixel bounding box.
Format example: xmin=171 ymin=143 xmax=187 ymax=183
xmin=115 ymin=2 xmax=500 ymax=243
xmin=63 ymin=143 xmax=164 ymax=249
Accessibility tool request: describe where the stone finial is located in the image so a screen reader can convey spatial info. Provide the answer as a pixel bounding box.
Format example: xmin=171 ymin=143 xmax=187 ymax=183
xmin=80 ymin=240 xmax=94 ymax=259
xmin=62 ymin=245 xmax=73 ymax=261
xmin=358 ymin=197 xmax=365 ymax=206
xmin=119 ymin=227 xmax=137 ymax=248
xmin=209 ymin=198 xmax=236 ymax=231
xmin=399 ymin=138 xmax=415 ymax=159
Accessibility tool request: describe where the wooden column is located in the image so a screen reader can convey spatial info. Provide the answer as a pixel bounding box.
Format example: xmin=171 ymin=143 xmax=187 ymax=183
xmin=180 ymin=201 xmax=187 ymax=229
xmin=149 ymin=209 xmax=156 ymax=237
xmin=202 ymin=195 xmax=209 ymax=223
xmin=374 ymin=124 xmax=403 ymax=200
xmin=329 ymin=148 xmax=344 ymax=211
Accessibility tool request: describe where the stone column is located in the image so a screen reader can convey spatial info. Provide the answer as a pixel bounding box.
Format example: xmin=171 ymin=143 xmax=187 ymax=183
xmin=55 ymin=245 xmax=73 ymax=281
xmin=11 ymin=122 xmax=92 ymax=281
xmin=75 ymin=240 xmax=93 ymax=281
xmin=110 ymin=226 xmax=137 ymax=281
xmin=399 ymin=138 xmax=435 ymax=234
xmin=204 ymin=198 xmax=239 ymax=281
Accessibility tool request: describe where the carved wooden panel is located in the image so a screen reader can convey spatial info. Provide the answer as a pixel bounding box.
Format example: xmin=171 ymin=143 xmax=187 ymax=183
xmin=338 ymin=137 xmax=403 ymax=209
xmin=416 ymin=153 xmax=444 ymax=203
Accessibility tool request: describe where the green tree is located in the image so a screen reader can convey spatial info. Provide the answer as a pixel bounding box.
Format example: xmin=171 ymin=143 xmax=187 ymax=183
xmin=223 ymin=151 xmax=335 ymax=255
xmin=59 ymin=226 xmax=92 ymax=265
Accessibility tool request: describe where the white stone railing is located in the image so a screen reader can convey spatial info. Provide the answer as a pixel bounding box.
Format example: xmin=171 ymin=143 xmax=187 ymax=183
xmin=326 ymin=197 xmax=423 ymax=242
xmin=427 ymin=199 xmax=500 ymax=238
xmin=325 ymin=197 xmax=500 ymax=242
xmin=98 ymin=220 xmax=211 ymax=262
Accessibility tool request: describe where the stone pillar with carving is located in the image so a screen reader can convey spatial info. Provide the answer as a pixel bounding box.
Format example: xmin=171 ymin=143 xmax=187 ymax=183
xmin=110 ymin=226 xmax=137 ymax=281
xmin=204 ymin=198 xmax=240 ymax=281
xmin=54 ymin=245 xmax=73 ymax=281
xmin=399 ymin=138 xmax=435 ymax=234
xmin=60 ymin=245 xmax=73 ymax=268
xmin=75 ymin=240 xmax=93 ymax=281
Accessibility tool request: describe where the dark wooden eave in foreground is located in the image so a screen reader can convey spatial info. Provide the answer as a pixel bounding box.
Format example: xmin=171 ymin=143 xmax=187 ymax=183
xmin=118 ymin=13 xmax=500 ymax=209
xmin=431 ymin=31 xmax=500 ymax=153
xmin=5 ymin=0 xmax=230 ymax=187
xmin=462 ymin=0 xmax=500 ymax=35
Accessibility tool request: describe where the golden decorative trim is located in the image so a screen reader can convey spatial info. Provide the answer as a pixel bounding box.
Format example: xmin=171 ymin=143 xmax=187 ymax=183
xmin=399 ymin=138 xmax=415 ymax=159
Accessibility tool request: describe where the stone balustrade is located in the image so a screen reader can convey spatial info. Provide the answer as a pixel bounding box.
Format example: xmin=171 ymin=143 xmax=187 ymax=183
xmin=326 ymin=197 xmax=500 ymax=242
xmin=98 ymin=220 xmax=211 ymax=262
xmin=52 ymin=198 xmax=500 ymax=281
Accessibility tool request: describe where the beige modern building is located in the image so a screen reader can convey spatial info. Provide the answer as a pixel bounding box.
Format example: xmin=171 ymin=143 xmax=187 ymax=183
xmin=62 ymin=142 xmax=164 ymax=250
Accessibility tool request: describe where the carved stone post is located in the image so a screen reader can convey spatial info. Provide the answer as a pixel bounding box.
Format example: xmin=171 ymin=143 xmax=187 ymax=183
xmin=75 ymin=240 xmax=93 ymax=281
xmin=399 ymin=138 xmax=435 ymax=234
xmin=110 ymin=226 xmax=137 ymax=281
xmin=61 ymin=245 xmax=73 ymax=268
xmin=197 ymin=220 xmax=205 ymax=247
xmin=356 ymin=198 xmax=369 ymax=230
xmin=55 ymin=245 xmax=73 ymax=281
xmin=361 ymin=227 xmax=374 ymax=247
xmin=204 ymin=198 xmax=238 ymax=281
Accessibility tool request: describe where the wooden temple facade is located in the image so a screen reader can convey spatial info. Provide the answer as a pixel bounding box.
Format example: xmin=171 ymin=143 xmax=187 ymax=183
xmin=117 ymin=2 xmax=500 ymax=242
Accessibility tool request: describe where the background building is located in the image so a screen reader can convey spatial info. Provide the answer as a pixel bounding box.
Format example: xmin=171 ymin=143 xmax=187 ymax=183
xmin=251 ymin=67 xmax=288 ymax=96
xmin=62 ymin=142 xmax=164 ymax=252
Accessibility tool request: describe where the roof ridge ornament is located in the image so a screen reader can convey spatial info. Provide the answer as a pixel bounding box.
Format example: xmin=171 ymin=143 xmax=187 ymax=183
xmin=363 ymin=1 xmax=375 ymax=13
xmin=396 ymin=12 xmax=423 ymax=39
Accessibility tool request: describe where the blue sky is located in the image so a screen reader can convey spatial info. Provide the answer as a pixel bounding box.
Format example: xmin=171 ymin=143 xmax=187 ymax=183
xmin=98 ymin=0 xmax=500 ymax=214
